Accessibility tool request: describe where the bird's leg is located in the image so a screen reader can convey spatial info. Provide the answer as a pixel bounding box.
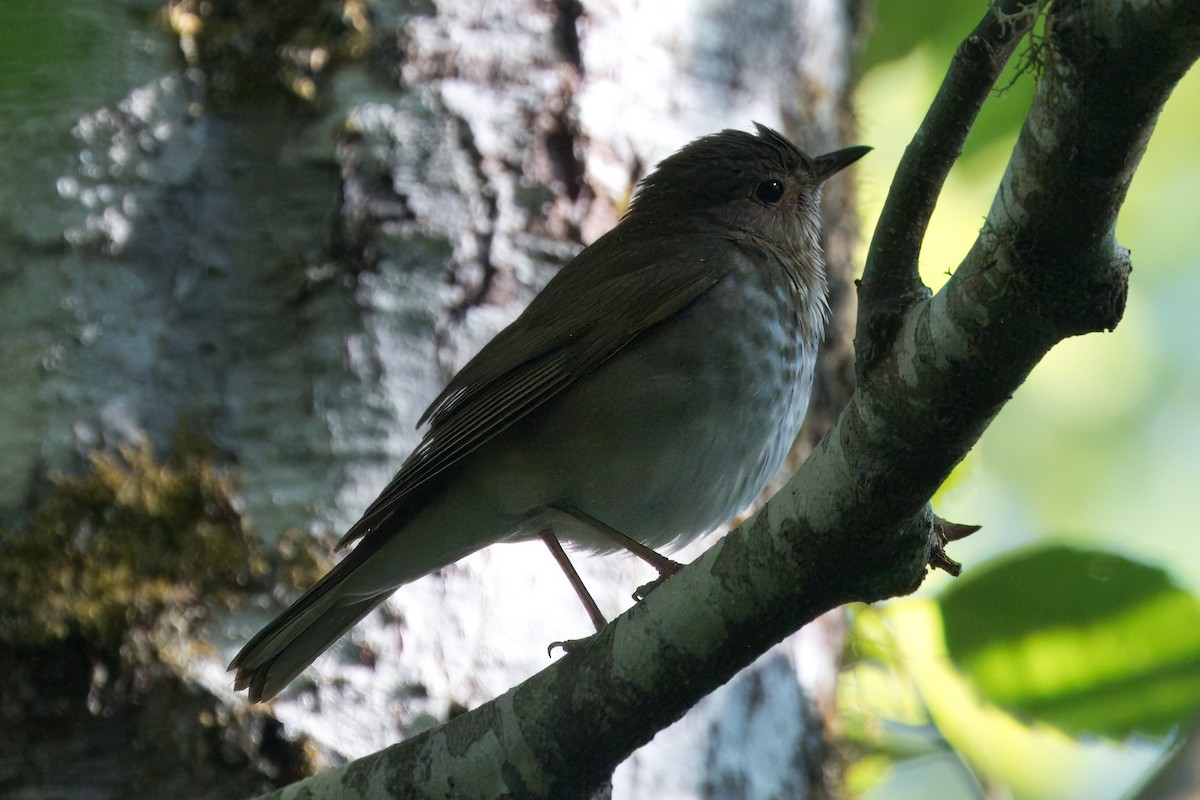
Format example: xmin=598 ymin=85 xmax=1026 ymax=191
xmin=555 ymin=506 xmax=681 ymax=601
xmin=554 ymin=506 xmax=683 ymax=592
xmin=539 ymin=531 xmax=608 ymax=633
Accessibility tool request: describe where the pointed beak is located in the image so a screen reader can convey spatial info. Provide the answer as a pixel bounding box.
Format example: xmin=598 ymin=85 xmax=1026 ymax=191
xmin=811 ymin=145 xmax=872 ymax=184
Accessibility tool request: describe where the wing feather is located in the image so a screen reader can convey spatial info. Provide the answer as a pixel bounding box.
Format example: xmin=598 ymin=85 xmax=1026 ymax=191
xmin=337 ymin=236 xmax=724 ymax=551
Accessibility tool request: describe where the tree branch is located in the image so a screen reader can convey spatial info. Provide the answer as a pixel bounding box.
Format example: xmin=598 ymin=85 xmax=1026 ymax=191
xmin=857 ymin=0 xmax=1045 ymax=373
xmin=253 ymin=0 xmax=1200 ymax=796
xmin=960 ymin=0 xmax=1200 ymax=337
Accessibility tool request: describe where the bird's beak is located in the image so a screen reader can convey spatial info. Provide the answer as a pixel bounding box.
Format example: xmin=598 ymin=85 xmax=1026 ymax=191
xmin=811 ymin=145 xmax=872 ymax=184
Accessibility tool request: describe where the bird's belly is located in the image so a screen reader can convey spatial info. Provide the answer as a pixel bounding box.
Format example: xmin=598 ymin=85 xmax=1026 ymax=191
xmin=499 ymin=279 xmax=818 ymax=553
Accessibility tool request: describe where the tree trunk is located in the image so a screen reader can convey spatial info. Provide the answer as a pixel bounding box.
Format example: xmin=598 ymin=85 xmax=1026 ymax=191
xmin=0 ymin=1 xmax=862 ymax=797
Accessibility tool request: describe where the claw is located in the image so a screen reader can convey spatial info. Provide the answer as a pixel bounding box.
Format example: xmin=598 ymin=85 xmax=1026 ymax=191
xmin=632 ymin=575 xmax=668 ymax=601
xmin=548 ymin=635 xmax=597 ymax=657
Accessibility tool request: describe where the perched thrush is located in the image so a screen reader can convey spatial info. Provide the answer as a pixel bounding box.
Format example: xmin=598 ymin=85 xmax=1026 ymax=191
xmin=230 ymin=124 xmax=869 ymax=701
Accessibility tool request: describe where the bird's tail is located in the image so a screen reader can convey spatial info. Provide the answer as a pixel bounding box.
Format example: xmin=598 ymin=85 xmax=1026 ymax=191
xmin=228 ymin=548 xmax=390 ymax=703
xmin=229 ymin=471 xmax=513 ymax=701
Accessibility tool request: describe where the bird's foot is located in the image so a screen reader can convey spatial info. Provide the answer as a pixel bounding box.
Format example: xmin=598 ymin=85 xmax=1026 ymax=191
xmin=632 ymin=574 xmax=667 ymax=601
xmin=547 ymin=634 xmax=599 ymax=657
xmin=632 ymin=558 xmax=682 ymax=601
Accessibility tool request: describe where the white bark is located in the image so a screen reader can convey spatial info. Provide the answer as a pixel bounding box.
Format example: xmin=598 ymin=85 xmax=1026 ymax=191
xmin=249 ymin=0 xmax=1200 ymax=795
xmin=0 ymin=0 xmax=859 ymax=797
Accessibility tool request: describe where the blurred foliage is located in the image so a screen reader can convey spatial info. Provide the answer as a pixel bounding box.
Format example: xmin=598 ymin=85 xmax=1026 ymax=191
xmin=841 ymin=545 xmax=1195 ymax=799
xmin=941 ymin=546 xmax=1200 ymax=739
xmin=850 ymin=1 xmax=1200 ymax=798
xmin=861 ymin=0 xmax=1040 ymax=167
xmin=0 ymin=433 xmax=326 ymax=667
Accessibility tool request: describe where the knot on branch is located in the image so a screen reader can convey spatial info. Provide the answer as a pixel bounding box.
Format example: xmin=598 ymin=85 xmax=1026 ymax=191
xmin=1026 ymin=236 xmax=1131 ymax=340
xmin=833 ymin=504 xmax=939 ymax=603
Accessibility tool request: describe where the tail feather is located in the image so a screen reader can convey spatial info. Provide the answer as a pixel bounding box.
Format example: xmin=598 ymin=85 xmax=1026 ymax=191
xmin=229 ymin=475 xmax=504 ymax=701
xmin=229 ymin=553 xmax=389 ymax=702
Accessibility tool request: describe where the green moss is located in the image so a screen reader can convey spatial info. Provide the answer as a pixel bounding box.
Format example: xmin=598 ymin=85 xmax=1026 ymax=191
xmin=164 ymin=0 xmax=377 ymax=109
xmin=0 ymin=433 xmax=332 ymax=789
xmin=0 ymin=434 xmax=325 ymax=663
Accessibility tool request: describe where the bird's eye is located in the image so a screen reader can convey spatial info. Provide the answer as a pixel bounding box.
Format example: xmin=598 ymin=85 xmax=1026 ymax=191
xmin=755 ymin=179 xmax=784 ymax=205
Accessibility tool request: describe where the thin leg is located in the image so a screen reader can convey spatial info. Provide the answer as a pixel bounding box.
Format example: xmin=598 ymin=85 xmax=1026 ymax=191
xmin=554 ymin=505 xmax=682 ymax=577
xmin=540 ymin=531 xmax=608 ymax=632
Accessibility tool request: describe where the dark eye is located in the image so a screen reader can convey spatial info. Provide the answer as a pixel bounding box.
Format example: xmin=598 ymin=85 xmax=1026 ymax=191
xmin=755 ymin=179 xmax=784 ymax=205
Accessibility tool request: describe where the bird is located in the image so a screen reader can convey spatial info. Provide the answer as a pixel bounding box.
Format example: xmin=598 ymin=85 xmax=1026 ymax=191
xmin=229 ymin=123 xmax=870 ymax=702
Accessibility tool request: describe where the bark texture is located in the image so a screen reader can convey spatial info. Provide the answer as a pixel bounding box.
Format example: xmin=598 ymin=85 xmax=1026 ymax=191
xmin=0 ymin=0 xmax=860 ymax=797
xmin=249 ymin=0 xmax=1200 ymax=796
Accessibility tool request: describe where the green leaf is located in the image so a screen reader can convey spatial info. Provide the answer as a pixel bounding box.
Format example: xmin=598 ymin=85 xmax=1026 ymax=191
xmin=882 ymin=600 xmax=1162 ymax=800
xmin=862 ymin=2 xmax=984 ymax=71
xmin=939 ymin=544 xmax=1200 ymax=739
